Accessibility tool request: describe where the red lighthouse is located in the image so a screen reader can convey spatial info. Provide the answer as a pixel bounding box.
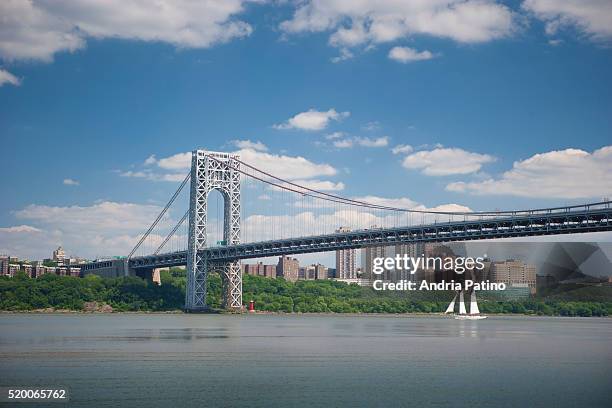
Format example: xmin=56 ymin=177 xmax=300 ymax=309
xmin=248 ymin=300 xmax=255 ymax=312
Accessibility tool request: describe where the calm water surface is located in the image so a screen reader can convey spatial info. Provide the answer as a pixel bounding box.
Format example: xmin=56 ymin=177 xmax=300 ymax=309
xmin=0 ymin=314 xmax=611 ymax=407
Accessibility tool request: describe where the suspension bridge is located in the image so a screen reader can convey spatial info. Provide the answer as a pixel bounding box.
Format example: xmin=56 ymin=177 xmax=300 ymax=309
xmin=81 ymin=149 xmax=612 ymax=311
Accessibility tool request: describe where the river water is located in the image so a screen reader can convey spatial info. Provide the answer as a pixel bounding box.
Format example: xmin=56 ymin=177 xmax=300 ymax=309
xmin=0 ymin=314 xmax=610 ymax=407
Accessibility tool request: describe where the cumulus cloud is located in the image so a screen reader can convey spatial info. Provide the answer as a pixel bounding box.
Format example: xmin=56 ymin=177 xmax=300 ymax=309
xmin=325 ymin=131 xmax=346 ymax=140
xmin=0 ymin=68 xmax=21 ymax=86
xmin=361 ymin=121 xmax=381 ymax=131
xmin=402 ymin=147 xmax=495 ymax=176
xmin=333 ymin=139 xmax=353 ymax=148
xmin=334 ymin=136 xmax=389 ymax=149
xmin=446 ymin=146 xmax=612 ymax=199
xmin=280 ymin=0 xmax=516 ymax=55
xmin=352 ymin=196 xmax=419 ymax=209
xmin=356 ymin=136 xmax=389 ymax=147
xmin=144 ymin=155 xmax=157 ymax=165
xmin=63 ymin=178 xmax=79 ymax=186
xmin=274 ymin=108 xmax=350 ymax=131
xmin=330 ymin=47 xmax=354 ymax=63
xmin=139 ymin=147 xmax=338 ymax=182
xmin=291 ymin=179 xmax=345 ymax=191
xmin=231 ymin=139 xmax=268 ymax=151
xmin=1 ymin=201 xmax=177 ymax=259
xmin=0 ymin=225 xmax=42 ymax=233
xmin=388 ymin=47 xmax=436 ymax=63
xmin=352 ymin=196 xmax=472 ymax=213
xmin=237 ymin=148 xmax=338 ymax=180
xmin=523 ymin=0 xmax=612 ymax=41
xmin=15 ymin=201 xmax=170 ymax=234
xmin=0 ymin=0 xmax=256 ymax=61
xmin=120 ymin=170 xmax=186 ymax=182
xmin=391 ymin=144 xmax=413 ymax=154
xmin=157 ymin=152 xmax=192 ymax=170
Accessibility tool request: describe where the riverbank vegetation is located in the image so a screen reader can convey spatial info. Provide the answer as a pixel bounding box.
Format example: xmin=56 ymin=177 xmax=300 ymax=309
xmin=1 ymin=269 xmax=611 ymax=317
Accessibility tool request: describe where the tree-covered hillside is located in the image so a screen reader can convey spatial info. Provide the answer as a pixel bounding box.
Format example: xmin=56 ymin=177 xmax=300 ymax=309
xmin=1 ymin=268 xmax=611 ymax=317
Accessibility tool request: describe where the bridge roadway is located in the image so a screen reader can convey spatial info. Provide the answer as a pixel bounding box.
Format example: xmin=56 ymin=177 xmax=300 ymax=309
xmin=128 ymin=204 xmax=611 ymax=270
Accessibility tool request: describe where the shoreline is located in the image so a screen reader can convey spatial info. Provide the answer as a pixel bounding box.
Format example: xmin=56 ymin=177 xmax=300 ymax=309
xmin=1 ymin=309 xmax=610 ymax=318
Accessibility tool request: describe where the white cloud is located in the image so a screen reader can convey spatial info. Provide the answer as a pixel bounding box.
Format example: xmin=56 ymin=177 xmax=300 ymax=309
xmin=120 ymin=170 xmax=186 ymax=182
xmin=0 ymin=0 xmax=256 ymax=62
xmin=391 ymin=144 xmax=414 ymax=154
xmin=523 ymin=0 xmax=612 ymax=41
xmin=446 ymin=146 xmax=612 ymax=199
xmin=333 ymin=139 xmax=353 ymax=148
xmin=63 ymin=178 xmax=79 ymax=186
xmin=144 ymin=155 xmax=157 ymax=165
xmin=0 ymin=68 xmax=21 ymax=86
xmin=273 ymin=108 xmax=350 ymax=131
xmin=361 ymin=121 xmax=381 ymax=131
xmin=352 ymin=196 xmax=419 ymax=209
xmin=231 ymin=139 xmax=268 ymax=151
xmin=292 ymin=179 xmax=345 ymax=191
xmin=237 ymin=148 xmax=338 ymax=180
xmin=157 ymin=152 xmax=191 ymax=170
xmin=147 ymin=148 xmax=338 ymax=182
xmin=330 ymin=47 xmax=354 ymax=63
xmin=0 ymin=225 xmax=42 ymax=234
xmin=351 ymin=196 xmax=472 ymax=214
xmin=402 ymin=147 xmax=495 ymax=176
xmin=325 ymin=131 xmax=345 ymax=140
xmin=280 ymin=1 xmax=516 ymax=54
xmin=388 ymin=47 xmax=436 ymax=63
xmin=1 ymin=201 xmax=177 ymax=259
xmin=334 ymin=136 xmax=389 ymax=148
xmin=356 ymin=136 xmax=389 ymax=147
xmin=15 ymin=201 xmax=169 ymax=234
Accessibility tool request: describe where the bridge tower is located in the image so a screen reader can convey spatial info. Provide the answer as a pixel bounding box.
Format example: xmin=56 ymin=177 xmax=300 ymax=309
xmin=185 ymin=150 xmax=242 ymax=311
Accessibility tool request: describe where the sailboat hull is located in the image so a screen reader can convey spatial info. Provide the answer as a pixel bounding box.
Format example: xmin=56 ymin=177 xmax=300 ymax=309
xmin=454 ymin=315 xmax=487 ymax=320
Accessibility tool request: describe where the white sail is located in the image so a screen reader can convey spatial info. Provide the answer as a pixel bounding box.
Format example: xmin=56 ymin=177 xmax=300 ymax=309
xmin=458 ymin=291 xmax=466 ymax=315
xmin=470 ymin=291 xmax=480 ymax=315
xmin=445 ymin=293 xmax=458 ymax=314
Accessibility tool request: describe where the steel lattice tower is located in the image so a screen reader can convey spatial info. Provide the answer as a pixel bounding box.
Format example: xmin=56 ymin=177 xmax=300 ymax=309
xmin=185 ymin=150 xmax=242 ymax=311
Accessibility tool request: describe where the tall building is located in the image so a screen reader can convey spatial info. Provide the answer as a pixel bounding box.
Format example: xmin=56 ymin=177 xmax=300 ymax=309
xmin=335 ymin=227 xmax=356 ymax=279
xmin=243 ymin=264 xmax=257 ymax=276
xmin=263 ymin=264 xmax=277 ymax=278
xmin=32 ymin=264 xmax=46 ymax=278
xmin=393 ymin=243 xmax=425 ymax=281
xmin=0 ymin=255 xmax=9 ymax=276
xmin=361 ymin=245 xmax=388 ymax=281
xmin=300 ymin=265 xmax=316 ymax=280
xmin=277 ymin=256 xmax=299 ymax=282
xmin=8 ymin=264 xmax=20 ymax=277
xmin=490 ymin=259 xmax=537 ymax=294
xmin=242 ymin=262 xmax=277 ymax=278
xmin=314 ymin=264 xmax=328 ymax=280
xmin=53 ymin=246 xmax=66 ymax=265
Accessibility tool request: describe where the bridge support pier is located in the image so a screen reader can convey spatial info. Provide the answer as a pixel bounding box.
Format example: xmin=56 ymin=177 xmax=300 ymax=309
xmin=185 ymin=150 xmax=242 ymax=312
xmin=219 ymin=261 xmax=242 ymax=311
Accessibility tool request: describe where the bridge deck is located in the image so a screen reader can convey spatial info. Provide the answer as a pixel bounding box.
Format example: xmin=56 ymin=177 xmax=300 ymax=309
xmin=127 ymin=206 xmax=611 ymax=269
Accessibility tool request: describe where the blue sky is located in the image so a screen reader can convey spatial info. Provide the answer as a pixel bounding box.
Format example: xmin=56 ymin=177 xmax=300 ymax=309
xmin=1 ymin=0 xmax=611 ymax=261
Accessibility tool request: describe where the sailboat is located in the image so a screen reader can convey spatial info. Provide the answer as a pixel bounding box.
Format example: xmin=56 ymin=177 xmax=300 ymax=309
xmin=445 ymin=290 xmax=487 ymax=320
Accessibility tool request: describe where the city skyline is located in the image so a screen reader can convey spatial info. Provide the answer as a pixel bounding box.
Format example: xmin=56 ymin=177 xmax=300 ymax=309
xmin=1 ymin=1 xmax=612 ymax=260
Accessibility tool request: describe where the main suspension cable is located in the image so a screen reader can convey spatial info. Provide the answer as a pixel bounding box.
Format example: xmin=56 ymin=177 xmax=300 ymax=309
xmin=128 ymin=171 xmax=191 ymax=259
